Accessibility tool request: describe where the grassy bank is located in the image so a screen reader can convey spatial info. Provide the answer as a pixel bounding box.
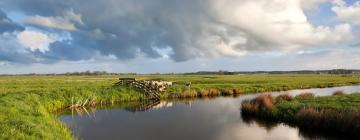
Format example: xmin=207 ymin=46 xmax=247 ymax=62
xmin=241 ymin=92 xmax=360 ymax=136
xmin=1 ymin=74 xmax=360 ymax=139
xmin=0 ymin=76 xmax=146 ymax=139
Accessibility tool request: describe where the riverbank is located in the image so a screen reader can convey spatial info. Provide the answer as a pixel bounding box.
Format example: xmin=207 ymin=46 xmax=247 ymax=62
xmin=162 ymin=74 xmax=360 ymax=98
xmin=241 ymin=92 xmax=360 ymax=137
xmin=1 ymin=75 xmax=360 ymax=139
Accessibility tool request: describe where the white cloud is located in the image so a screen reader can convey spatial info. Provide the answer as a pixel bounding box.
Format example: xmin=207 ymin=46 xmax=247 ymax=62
xmin=209 ymin=0 xmax=352 ymax=52
xmin=16 ymin=30 xmax=56 ymax=53
xmin=25 ymin=9 xmax=84 ymax=31
xmin=332 ymin=0 xmax=360 ymax=24
xmin=200 ymin=28 xmax=248 ymax=57
xmin=301 ymin=0 xmax=328 ymax=10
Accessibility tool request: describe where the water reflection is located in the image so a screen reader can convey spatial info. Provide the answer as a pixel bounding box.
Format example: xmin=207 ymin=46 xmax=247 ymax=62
xmin=62 ymin=100 xmax=181 ymax=120
xmin=240 ymin=113 xmax=355 ymax=140
xmin=59 ymin=86 xmax=360 ymax=140
xmin=125 ymin=100 xmax=173 ymax=112
xmin=217 ymin=122 xmax=302 ymax=140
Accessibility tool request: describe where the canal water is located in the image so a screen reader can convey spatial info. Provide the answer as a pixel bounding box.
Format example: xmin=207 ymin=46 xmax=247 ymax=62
xmin=59 ymin=86 xmax=360 ymax=140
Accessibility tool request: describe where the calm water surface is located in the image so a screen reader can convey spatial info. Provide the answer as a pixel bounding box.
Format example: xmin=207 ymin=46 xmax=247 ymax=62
xmin=59 ymin=86 xmax=360 ymax=140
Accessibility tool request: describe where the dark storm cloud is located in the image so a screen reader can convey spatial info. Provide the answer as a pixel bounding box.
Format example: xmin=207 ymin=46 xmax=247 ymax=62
xmin=0 ymin=0 xmax=345 ymax=63
xmin=40 ymin=32 xmax=98 ymax=61
xmin=1 ymin=0 xmax=223 ymax=62
xmin=0 ymin=0 xmax=280 ymax=63
xmin=72 ymin=0 xmax=215 ymax=61
xmin=0 ymin=9 xmax=24 ymax=33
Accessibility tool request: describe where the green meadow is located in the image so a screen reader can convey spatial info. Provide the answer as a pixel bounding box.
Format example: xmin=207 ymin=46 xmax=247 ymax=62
xmin=1 ymin=74 xmax=360 ymax=139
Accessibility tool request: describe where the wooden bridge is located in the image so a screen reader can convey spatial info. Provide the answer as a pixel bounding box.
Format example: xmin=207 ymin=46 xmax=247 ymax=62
xmin=114 ymin=78 xmax=172 ymax=100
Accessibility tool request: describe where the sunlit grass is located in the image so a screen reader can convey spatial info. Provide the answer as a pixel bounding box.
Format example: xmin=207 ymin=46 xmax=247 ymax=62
xmin=1 ymin=74 xmax=360 ymax=139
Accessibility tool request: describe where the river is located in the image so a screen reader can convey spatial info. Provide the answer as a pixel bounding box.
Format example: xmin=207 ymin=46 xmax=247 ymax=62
xmin=59 ymin=86 xmax=360 ymax=140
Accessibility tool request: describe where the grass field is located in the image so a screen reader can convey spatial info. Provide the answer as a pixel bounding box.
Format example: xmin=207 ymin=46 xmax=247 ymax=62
xmin=1 ymin=74 xmax=360 ymax=139
xmin=241 ymin=92 xmax=360 ymax=136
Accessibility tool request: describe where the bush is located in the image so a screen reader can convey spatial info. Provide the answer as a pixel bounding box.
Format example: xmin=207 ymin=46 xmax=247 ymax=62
xmin=221 ymin=89 xmax=233 ymax=96
xmin=333 ymin=90 xmax=345 ymax=96
xmin=232 ymin=89 xmax=242 ymax=96
xmin=241 ymin=94 xmax=276 ymax=114
xmin=276 ymin=94 xmax=293 ymax=102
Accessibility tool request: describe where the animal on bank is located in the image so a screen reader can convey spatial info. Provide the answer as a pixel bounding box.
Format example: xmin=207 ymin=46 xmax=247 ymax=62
xmin=141 ymin=80 xmax=173 ymax=92
xmin=185 ymin=82 xmax=191 ymax=87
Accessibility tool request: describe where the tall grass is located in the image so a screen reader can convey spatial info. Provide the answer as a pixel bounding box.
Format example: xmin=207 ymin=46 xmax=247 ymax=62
xmin=0 ymin=76 xmax=146 ymax=139
xmin=296 ymin=108 xmax=360 ymax=135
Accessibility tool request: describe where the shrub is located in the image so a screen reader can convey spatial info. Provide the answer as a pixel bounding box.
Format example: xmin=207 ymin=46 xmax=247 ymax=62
xmin=197 ymin=88 xmax=220 ymax=97
xmin=177 ymin=90 xmax=197 ymax=98
xmin=208 ymin=89 xmax=221 ymax=97
xmin=232 ymin=88 xmax=242 ymax=95
xmin=333 ymin=90 xmax=344 ymax=96
xmin=198 ymin=89 xmax=209 ymax=97
xmin=241 ymin=94 xmax=276 ymax=114
xmin=241 ymin=100 xmax=259 ymax=115
xmin=275 ymin=94 xmax=293 ymax=102
xmin=221 ymin=89 xmax=233 ymax=96
xmin=255 ymin=94 xmax=276 ymax=112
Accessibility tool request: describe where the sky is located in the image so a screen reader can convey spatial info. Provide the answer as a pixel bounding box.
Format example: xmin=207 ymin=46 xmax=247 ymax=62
xmin=0 ymin=0 xmax=360 ymax=74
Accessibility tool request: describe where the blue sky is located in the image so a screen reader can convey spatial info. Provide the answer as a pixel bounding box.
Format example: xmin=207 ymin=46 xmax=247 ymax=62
xmin=0 ymin=0 xmax=360 ymax=74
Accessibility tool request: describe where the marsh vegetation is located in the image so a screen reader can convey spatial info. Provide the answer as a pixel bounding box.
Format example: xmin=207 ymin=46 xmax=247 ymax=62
xmin=241 ymin=92 xmax=360 ymax=137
